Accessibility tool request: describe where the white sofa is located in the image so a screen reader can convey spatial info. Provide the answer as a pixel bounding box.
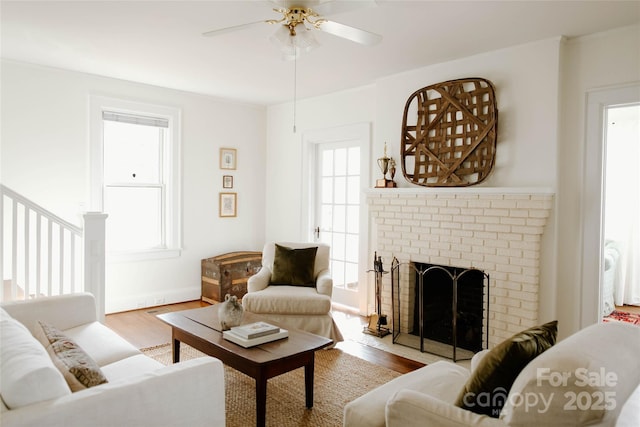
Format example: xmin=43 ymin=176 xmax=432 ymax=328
xmin=344 ymin=322 xmax=640 ymax=427
xmin=1 ymin=293 xmax=225 ymax=427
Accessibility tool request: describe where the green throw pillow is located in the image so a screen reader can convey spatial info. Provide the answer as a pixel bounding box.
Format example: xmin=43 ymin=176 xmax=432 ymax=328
xmin=271 ymin=244 xmax=318 ymax=287
xmin=454 ymin=320 xmax=558 ymax=418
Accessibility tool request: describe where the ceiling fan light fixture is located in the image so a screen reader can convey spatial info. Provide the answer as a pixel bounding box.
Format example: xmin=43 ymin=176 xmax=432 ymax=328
xmin=270 ymin=24 xmax=320 ymax=60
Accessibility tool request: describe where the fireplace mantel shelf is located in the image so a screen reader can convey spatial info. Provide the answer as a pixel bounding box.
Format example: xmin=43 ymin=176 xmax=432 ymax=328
xmin=365 ymin=186 xmax=555 ymax=196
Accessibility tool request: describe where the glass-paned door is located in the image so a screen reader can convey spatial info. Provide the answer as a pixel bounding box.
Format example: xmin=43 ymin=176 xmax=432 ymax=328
xmin=316 ymin=141 xmax=360 ymax=308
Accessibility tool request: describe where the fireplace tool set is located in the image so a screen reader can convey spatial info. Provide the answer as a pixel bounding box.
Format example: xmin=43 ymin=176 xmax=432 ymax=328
xmin=364 ymin=252 xmax=390 ymax=337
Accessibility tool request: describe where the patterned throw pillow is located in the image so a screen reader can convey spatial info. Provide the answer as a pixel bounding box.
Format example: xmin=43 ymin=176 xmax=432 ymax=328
xmin=34 ymin=320 xmax=108 ymax=392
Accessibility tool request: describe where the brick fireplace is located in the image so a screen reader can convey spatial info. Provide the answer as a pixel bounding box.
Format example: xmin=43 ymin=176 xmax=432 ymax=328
xmin=366 ymin=188 xmax=554 ymax=348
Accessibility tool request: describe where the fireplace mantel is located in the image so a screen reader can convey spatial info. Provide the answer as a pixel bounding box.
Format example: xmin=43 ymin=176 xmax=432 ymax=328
xmin=365 ymin=187 xmax=555 ymax=196
xmin=365 ymin=187 xmax=555 ymax=348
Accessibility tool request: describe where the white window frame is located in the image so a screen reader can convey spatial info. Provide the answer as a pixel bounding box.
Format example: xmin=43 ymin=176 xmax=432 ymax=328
xmin=89 ymin=95 xmax=182 ymax=261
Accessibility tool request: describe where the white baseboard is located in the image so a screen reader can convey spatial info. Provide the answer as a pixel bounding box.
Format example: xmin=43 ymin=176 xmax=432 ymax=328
xmin=106 ymin=287 xmax=201 ymax=314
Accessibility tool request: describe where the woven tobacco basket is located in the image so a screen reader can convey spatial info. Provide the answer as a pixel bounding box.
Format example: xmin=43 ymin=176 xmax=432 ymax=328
xmin=401 ymin=78 xmax=498 ymax=187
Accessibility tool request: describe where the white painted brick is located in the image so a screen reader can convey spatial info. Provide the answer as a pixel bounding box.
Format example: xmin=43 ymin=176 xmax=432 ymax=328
xmin=432 ymin=214 xmax=454 ymax=222
xmin=458 ymin=215 xmax=477 ymax=223
xmin=367 ymin=189 xmax=552 ymax=347
xmin=508 ymin=290 xmax=538 ymax=302
xmin=395 ymin=212 xmax=414 ymax=220
xmin=440 ymin=207 xmax=461 ymax=215
xmin=426 ymin=199 xmax=449 ymax=207
xmin=501 ymin=217 xmax=527 ymax=226
xmin=462 ymin=223 xmax=485 ymax=232
xmin=468 ymin=199 xmax=492 ymax=208
xmin=420 ymin=220 xmax=441 ymax=228
xmin=447 ymin=199 xmax=469 ymax=208
xmin=516 ymin=199 xmax=550 ymax=210
xmin=512 ymin=225 xmax=544 ymax=235
xmin=498 ymin=248 xmax=522 ymax=258
xmin=485 ymin=224 xmax=511 ymax=233
xmin=485 ymin=254 xmax=510 ymax=266
xmin=477 ymin=215 xmax=500 ymax=224
xmin=483 ymin=239 xmax=509 ymax=249
xmin=520 ymin=301 xmax=538 ymax=312
xmin=441 ymin=221 xmax=463 ymax=230
xmin=406 ymin=199 xmax=427 ymax=206
xmin=498 ymin=232 xmax=523 ymax=241
xmin=484 ymin=208 xmax=510 ymax=217
xmin=491 ymin=199 xmax=518 ymax=209
xmin=452 ymin=229 xmax=474 ymax=238
xmin=491 ymin=287 xmax=507 ymax=298
xmin=475 ymin=231 xmax=498 ymax=240
xmin=419 ymin=248 xmax=440 ymax=258
xmin=496 ymin=264 xmax=522 ymax=275
xmin=526 ymin=218 xmax=547 ymax=227
xmin=509 ymin=240 xmax=539 ymax=251
xmin=529 ymin=209 xmax=551 ymax=218
xmin=413 ymin=213 xmax=432 ymax=221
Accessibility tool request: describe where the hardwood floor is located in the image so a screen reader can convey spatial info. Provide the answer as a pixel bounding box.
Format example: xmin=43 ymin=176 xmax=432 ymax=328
xmin=105 ymin=300 xmax=423 ymax=374
xmin=616 ymin=304 xmax=640 ymax=315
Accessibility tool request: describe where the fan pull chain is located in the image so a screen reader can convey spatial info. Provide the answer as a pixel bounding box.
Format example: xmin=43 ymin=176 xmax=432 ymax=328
xmin=293 ymin=52 xmax=297 ymax=133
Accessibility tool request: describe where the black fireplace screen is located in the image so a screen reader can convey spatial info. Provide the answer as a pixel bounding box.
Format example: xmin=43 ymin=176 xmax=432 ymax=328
xmin=391 ymin=258 xmax=489 ymax=361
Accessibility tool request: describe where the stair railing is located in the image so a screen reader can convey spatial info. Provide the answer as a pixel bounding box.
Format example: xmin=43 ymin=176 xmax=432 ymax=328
xmin=0 ymin=184 xmax=107 ymax=320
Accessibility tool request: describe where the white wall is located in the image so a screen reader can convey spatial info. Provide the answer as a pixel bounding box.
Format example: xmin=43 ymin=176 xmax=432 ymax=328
xmin=266 ymin=38 xmax=562 ymax=320
xmin=557 ymin=25 xmax=640 ymax=336
xmin=265 ymin=85 xmax=377 ymax=241
xmin=1 ymin=60 xmax=267 ymax=312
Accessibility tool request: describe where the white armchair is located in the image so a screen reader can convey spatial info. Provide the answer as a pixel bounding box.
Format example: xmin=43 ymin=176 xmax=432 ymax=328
xmin=242 ymin=242 xmax=343 ymax=344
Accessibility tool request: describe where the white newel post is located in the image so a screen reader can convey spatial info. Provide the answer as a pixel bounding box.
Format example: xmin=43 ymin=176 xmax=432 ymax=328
xmin=83 ymin=212 xmax=108 ymax=322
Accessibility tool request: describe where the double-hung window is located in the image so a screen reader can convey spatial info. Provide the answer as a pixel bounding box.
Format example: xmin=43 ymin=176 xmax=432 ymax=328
xmin=90 ymin=96 xmax=181 ymax=260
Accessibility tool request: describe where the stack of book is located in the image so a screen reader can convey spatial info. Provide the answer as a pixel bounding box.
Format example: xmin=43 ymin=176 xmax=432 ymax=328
xmin=223 ymin=321 xmax=288 ymax=348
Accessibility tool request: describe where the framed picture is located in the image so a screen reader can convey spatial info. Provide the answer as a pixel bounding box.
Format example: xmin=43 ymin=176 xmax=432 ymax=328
xmin=219 ymin=192 xmax=237 ymax=217
xmin=220 ymin=148 xmax=237 ymax=170
xmin=222 ymin=175 xmax=233 ymax=189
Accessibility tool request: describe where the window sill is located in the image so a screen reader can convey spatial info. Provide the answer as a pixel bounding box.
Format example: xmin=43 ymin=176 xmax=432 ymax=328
xmin=107 ymin=248 xmax=181 ymax=263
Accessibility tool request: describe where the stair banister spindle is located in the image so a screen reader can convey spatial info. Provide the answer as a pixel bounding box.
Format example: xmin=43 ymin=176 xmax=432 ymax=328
xmin=59 ymin=225 xmax=64 ymax=295
xmin=24 ymin=204 xmax=30 ymax=297
xmin=11 ymin=198 xmax=18 ymax=300
xmin=70 ymin=235 xmax=76 ymax=293
xmin=36 ymin=212 xmax=42 ymax=297
xmin=47 ymin=219 xmax=53 ymax=296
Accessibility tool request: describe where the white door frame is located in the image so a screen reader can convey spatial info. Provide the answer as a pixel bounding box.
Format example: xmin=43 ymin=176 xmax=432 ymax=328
xmin=581 ymin=83 xmax=640 ymax=327
xmin=301 ymin=123 xmax=371 ymax=313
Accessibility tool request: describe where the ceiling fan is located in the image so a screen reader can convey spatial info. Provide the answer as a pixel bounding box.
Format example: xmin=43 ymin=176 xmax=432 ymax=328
xmin=203 ymin=0 xmax=383 ymax=57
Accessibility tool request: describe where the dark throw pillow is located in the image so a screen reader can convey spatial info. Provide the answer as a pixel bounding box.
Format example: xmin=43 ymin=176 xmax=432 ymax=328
xmin=270 ymin=244 xmax=318 ymax=287
xmin=454 ymin=320 xmax=558 ymax=418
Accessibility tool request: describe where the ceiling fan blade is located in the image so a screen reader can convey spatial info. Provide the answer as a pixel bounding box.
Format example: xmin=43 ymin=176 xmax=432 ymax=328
xmin=317 ymin=20 xmax=382 ymax=46
xmin=202 ymin=20 xmax=267 ymax=38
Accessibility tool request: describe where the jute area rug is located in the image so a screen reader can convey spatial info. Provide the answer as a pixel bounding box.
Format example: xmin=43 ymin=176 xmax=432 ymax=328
xmin=142 ymin=343 xmax=401 ymax=427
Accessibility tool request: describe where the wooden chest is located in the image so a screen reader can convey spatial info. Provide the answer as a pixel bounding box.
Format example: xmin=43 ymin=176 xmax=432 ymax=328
xmin=201 ymin=251 xmax=262 ymax=304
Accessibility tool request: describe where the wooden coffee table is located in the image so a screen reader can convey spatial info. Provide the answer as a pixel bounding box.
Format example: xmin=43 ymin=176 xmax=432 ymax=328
xmin=157 ymin=306 xmax=332 ymax=427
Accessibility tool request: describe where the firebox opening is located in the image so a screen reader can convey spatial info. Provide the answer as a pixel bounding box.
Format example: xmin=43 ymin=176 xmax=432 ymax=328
xmin=391 ymin=258 xmax=489 ymax=361
xmin=412 ymin=263 xmax=485 ymax=354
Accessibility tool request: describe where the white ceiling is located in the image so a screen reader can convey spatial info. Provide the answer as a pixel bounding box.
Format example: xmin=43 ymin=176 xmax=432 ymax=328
xmin=2 ymin=1 xmax=639 ymax=105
